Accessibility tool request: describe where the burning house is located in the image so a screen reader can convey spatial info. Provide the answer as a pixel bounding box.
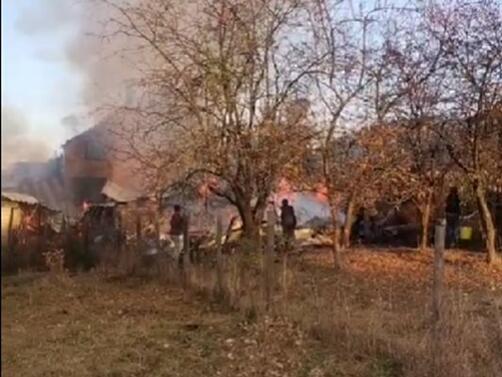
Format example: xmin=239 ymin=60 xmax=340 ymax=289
xmin=62 ymin=126 xmax=113 ymax=206
xmin=2 ymin=123 xmax=120 ymax=219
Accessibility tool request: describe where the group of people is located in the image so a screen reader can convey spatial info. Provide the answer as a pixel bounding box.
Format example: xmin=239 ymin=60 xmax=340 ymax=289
xmin=168 ymin=188 xmax=468 ymax=257
xmin=167 ymin=199 xmax=298 ymax=259
xmin=279 ymin=189 xmax=466 ymax=250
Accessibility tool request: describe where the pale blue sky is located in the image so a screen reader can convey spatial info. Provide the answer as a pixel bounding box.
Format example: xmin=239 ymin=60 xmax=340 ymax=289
xmin=2 ymin=0 xmax=85 ymax=156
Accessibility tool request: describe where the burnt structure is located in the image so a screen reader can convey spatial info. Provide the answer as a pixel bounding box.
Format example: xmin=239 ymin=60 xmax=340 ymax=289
xmin=62 ymin=126 xmax=112 ymax=206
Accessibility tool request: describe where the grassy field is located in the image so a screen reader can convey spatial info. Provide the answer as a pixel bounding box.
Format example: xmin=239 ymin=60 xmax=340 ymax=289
xmin=2 ymin=247 xmax=502 ymax=377
xmin=1 ymin=272 xmax=323 ymax=377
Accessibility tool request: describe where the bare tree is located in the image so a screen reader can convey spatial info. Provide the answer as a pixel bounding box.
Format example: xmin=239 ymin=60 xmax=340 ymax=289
xmin=383 ymin=14 xmax=451 ymax=252
xmin=306 ymin=0 xmax=374 ymax=267
xmin=101 ymin=0 xmax=318 ymax=241
xmin=305 ymin=0 xmax=416 ymax=267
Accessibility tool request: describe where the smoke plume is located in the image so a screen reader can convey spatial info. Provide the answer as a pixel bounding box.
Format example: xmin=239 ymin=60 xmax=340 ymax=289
xmin=1 ymin=106 xmax=51 ymax=170
xmin=16 ymin=0 xmax=142 ymax=127
xmin=65 ymin=1 xmax=143 ymax=110
xmin=10 ymin=1 xmax=154 ymax=189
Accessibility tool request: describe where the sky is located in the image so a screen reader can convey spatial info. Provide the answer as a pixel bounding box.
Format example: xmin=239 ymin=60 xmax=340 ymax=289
xmin=1 ymin=0 xmax=86 ymax=165
xmin=0 ymin=0 xmax=411 ymax=170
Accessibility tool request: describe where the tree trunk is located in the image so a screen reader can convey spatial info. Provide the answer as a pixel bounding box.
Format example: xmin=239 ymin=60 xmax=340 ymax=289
xmin=419 ymin=192 xmax=433 ymax=252
xmin=342 ymin=197 xmax=355 ymax=249
xmin=330 ymin=206 xmax=343 ymax=270
xmin=431 ymin=218 xmax=446 ymax=377
xmin=475 ymin=184 xmax=499 ymax=264
xmin=239 ymin=205 xmax=257 ymax=239
xmin=331 ymin=224 xmax=342 ymax=270
xmin=237 ymin=201 xmax=265 ymax=248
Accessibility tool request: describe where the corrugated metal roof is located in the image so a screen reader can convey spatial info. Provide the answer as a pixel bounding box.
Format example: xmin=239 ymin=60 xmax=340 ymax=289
xmin=101 ymin=180 xmax=143 ymax=203
xmin=2 ymin=191 xmax=39 ymax=205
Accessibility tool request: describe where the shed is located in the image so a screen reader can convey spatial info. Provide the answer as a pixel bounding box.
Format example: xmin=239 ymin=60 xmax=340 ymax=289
xmin=1 ymin=192 xmax=39 ymax=245
xmin=1 ymin=191 xmax=61 ymax=247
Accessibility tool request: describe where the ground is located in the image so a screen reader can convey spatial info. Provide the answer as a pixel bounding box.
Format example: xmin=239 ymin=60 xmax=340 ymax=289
xmin=2 ymin=247 xmax=502 ymax=377
xmin=2 ymin=273 xmax=316 ymax=377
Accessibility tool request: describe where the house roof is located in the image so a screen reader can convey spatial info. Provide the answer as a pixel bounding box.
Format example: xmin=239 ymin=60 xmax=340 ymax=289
xmin=62 ymin=127 xmax=93 ymax=148
xmin=101 ymin=180 xmax=144 ymax=203
xmin=2 ymin=191 xmax=40 ymax=206
xmin=62 ymin=125 xmax=110 ymax=149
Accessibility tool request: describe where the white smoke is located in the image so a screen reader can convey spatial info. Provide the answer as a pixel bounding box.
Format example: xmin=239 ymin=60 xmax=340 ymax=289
xmin=1 ymin=106 xmax=51 ymax=170
xmin=15 ymin=0 xmax=142 ymax=128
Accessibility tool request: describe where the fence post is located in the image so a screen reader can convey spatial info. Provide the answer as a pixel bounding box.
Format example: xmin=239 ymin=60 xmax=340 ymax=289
xmin=183 ymin=212 xmax=191 ymax=268
xmin=216 ymin=215 xmax=224 ymax=296
xmin=181 ymin=212 xmax=192 ymax=295
xmin=265 ymin=210 xmax=275 ymax=310
xmin=432 ymin=217 xmax=446 ymax=376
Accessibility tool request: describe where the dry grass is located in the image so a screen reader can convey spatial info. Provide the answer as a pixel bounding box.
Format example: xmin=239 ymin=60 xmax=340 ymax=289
xmin=289 ymin=248 xmax=502 ymax=377
xmin=2 ymin=247 xmax=502 ymax=377
xmin=1 ymin=273 xmax=308 ymax=377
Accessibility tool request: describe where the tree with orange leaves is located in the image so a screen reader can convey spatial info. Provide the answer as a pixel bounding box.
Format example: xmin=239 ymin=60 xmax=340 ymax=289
xmin=425 ymin=0 xmax=502 ymax=264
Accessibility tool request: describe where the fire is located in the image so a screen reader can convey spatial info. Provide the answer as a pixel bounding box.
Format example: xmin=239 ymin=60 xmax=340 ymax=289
xmin=276 ymin=178 xmax=328 ymax=204
xmin=314 ymin=183 xmax=328 ymax=202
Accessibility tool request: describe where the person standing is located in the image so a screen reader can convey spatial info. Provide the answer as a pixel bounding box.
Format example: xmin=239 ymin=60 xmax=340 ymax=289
xmin=170 ymin=205 xmax=185 ymax=261
xmin=445 ymin=187 xmax=461 ymax=248
xmin=280 ymin=199 xmax=297 ymax=251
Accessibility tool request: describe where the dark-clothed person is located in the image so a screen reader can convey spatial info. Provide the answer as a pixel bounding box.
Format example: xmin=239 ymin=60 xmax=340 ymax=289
xmin=445 ymin=187 xmax=461 ymax=248
xmin=280 ymin=199 xmax=297 ymax=251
